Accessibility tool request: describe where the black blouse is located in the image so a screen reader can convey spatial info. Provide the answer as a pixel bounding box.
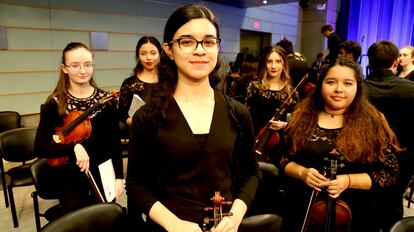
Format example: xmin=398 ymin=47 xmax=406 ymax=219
xmin=118 ymin=75 xmax=157 ymax=123
xmin=278 ymin=125 xmax=399 ymax=232
xmin=245 ymin=80 xmax=299 ymax=135
xmin=126 ymin=91 xmax=260 ymax=225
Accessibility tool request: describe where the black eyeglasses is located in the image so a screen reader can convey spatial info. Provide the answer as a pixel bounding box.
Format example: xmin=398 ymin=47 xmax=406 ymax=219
xmin=169 ymin=37 xmax=221 ymax=54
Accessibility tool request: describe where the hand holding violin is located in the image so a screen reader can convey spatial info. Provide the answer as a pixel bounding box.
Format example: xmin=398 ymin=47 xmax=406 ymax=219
xmin=268 ymin=119 xmax=288 ymax=131
xmin=301 ymin=167 xmax=329 ymax=192
xmin=325 ymin=174 xmax=351 ymax=198
xmin=211 ymin=199 xmax=246 ymax=232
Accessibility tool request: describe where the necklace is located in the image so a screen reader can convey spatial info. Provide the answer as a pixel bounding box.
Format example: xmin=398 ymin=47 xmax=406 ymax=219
xmin=323 ymin=110 xmax=344 ymax=118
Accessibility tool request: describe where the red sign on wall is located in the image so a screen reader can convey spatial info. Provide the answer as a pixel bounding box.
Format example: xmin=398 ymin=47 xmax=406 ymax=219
xmin=254 ymin=21 xmax=261 ymax=29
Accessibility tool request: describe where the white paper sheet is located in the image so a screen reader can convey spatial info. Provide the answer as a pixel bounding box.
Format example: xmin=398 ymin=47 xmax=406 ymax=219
xmin=128 ymin=94 xmax=145 ymax=118
xmin=98 ymin=159 xmax=116 ymax=202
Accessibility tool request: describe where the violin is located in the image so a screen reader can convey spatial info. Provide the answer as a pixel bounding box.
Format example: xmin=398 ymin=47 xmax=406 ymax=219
xmin=47 ymin=90 xmax=120 ymax=166
xmin=302 ymin=149 xmax=352 ymax=232
xmin=203 ymin=191 xmax=233 ymax=232
xmin=254 ymin=74 xmax=309 ymax=162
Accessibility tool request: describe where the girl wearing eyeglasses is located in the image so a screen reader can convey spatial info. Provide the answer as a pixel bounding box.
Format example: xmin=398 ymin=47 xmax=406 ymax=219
xmin=34 ymin=42 xmax=124 ymax=215
xmin=126 ymin=4 xmax=260 ymax=232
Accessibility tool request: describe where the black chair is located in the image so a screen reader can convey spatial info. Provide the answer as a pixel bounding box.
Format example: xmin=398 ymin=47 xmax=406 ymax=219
xmin=0 ymin=110 xmax=21 ymax=207
xmin=239 ymin=213 xmax=283 ymax=232
xmin=239 ymin=162 xmax=284 ymax=232
xmin=389 ymin=216 xmax=414 ymax=232
xmin=405 ymin=175 xmax=414 ymax=208
xmin=0 ymin=111 xmax=21 ymax=133
xmin=0 ymin=127 xmax=37 ymax=227
xmin=30 ymin=158 xmax=62 ymax=231
xmin=40 ymin=202 xmax=126 ymax=232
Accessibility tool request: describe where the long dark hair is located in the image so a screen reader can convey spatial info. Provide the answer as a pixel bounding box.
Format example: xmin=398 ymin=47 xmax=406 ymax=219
xmin=146 ymin=3 xmax=222 ymax=122
xmin=46 ymin=42 xmax=97 ymax=116
xmin=133 ymin=35 xmax=162 ymax=76
xmin=287 ymin=57 xmax=402 ymax=163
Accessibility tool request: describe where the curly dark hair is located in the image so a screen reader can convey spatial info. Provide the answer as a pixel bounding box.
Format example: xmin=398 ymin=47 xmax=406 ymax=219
xmin=287 ymin=57 xmax=402 ymax=163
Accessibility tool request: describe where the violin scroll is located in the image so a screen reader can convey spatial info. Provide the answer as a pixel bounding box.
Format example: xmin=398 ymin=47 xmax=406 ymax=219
xmin=203 ymin=191 xmax=233 ymax=231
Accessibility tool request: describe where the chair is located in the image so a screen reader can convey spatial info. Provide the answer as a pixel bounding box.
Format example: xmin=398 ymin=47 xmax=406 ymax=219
xmin=40 ymin=202 xmax=127 ymax=232
xmin=30 ymin=158 xmax=62 ymax=231
xmin=405 ymin=175 xmax=414 ymax=208
xmin=0 ymin=127 xmax=37 ymax=227
xmin=0 ymin=110 xmax=21 ymax=207
xmin=0 ymin=111 xmax=21 ymax=133
xmin=238 ymin=162 xmax=284 ymax=232
xmin=389 ymin=216 xmax=414 ymax=232
xmin=239 ymin=214 xmax=283 ymax=232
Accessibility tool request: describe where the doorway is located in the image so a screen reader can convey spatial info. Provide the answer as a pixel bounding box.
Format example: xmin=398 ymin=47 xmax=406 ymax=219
xmin=240 ymin=29 xmax=272 ymax=61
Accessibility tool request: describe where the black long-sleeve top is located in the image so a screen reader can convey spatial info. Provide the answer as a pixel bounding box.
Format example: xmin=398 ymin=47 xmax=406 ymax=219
xmin=327 ymin=32 xmax=342 ymax=64
xmin=34 ymin=88 xmax=124 ymax=185
xmin=118 ymin=75 xmax=157 ymax=124
xmin=365 ymin=70 xmax=414 ymax=151
xmin=245 ymin=80 xmax=299 ymax=135
xmin=278 ymin=125 xmax=399 ymax=231
xmin=126 ymin=91 xmax=260 ymax=224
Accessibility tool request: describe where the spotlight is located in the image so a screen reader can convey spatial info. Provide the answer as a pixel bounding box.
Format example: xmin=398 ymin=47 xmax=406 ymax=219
xmin=263 ymin=0 xmax=268 ymax=4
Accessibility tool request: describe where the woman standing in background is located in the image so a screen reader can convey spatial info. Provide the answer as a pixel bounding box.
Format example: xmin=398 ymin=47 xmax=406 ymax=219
xmin=118 ymin=35 xmax=162 ymax=126
xmin=245 ymin=45 xmax=299 ymax=163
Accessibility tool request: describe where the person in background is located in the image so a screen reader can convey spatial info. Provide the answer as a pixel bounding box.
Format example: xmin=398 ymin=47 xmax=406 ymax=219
xmin=311 ymin=52 xmax=324 ymax=74
xmin=34 ymin=42 xmax=124 ymax=215
xmin=338 ymin=40 xmax=362 ymax=63
xmin=125 ymin=4 xmax=260 ymax=232
xmin=224 ymin=61 xmax=240 ymax=97
xmin=321 ymin=24 xmax=342 ymax=65
xmin=397 ymin=45 xmax=414 ymax=81
xmin=276 ymin=38 xmax=309 ymax=91
xmin=233 ymin=60 xmax=258 ymax=103
xmin=364 ymin=40 xmax=414 ymax=231
xmin=309 ymin=52 xmax=324 ymax=84
xmin=118 ymin=35 xmax=162 ymax=126
xmin=245 ymin=45 xmax=299 ymax=136
xmin=279 ymin=57 xmax=401 ymax=232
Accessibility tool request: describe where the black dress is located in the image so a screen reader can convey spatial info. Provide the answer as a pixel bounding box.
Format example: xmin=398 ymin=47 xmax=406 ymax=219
xmin=278 ymin=125 xmax=399 ymax=232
